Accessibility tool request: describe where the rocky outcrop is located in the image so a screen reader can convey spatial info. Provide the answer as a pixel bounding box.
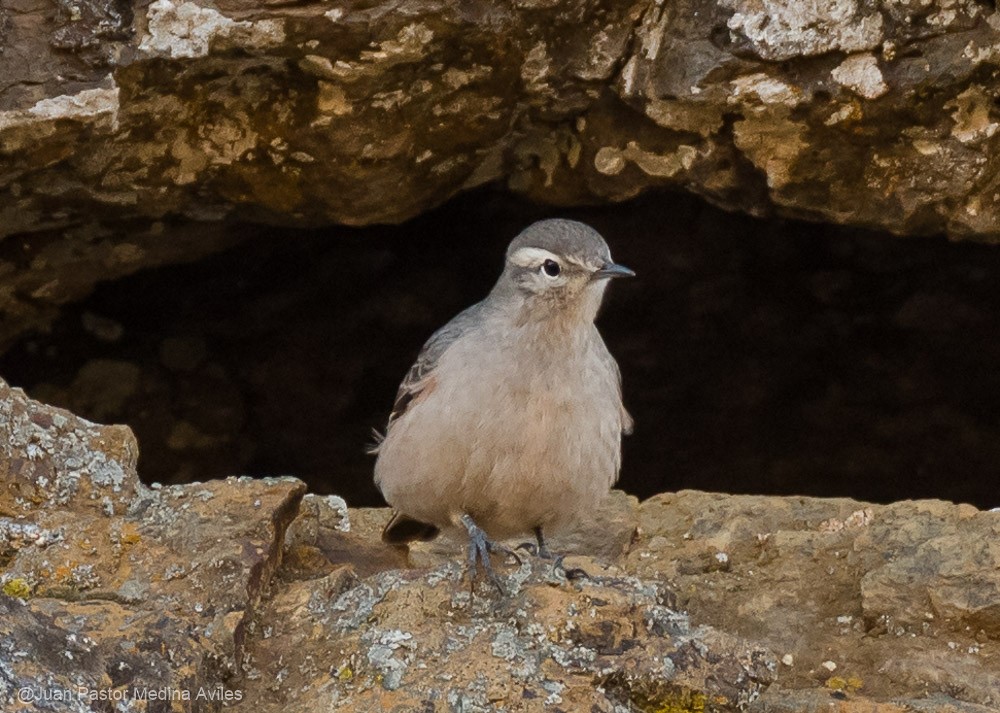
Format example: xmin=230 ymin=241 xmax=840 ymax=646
xmin=3 ymin=0 xmax=998 ymax=235
xmin=2 ymin=0 xmax=1000 ymax=347
xmin=0 ymin=378 xmax=305 ymax=708
xmin=2 ymin=378 xmax=1000 ymax=711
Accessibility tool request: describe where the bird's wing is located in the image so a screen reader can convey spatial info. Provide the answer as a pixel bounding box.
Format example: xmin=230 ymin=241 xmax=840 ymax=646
xmin=372 ymin=305 xmax=486 ymax=541
xmin=385 ymin=301 xmax=486 ymax=431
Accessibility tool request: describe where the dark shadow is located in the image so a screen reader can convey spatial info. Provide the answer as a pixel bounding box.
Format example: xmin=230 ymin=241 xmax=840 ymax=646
xmin=2 ymin=185 xmax=999 ymax=509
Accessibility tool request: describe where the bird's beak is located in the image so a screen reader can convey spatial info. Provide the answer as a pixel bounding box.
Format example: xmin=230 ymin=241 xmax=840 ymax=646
xmin=593 ymin=262 xmax=636 ymax=280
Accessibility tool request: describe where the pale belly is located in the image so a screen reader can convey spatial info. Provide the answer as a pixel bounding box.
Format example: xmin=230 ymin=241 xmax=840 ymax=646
xmin=375 ymin=337 xmax=623 ymax=539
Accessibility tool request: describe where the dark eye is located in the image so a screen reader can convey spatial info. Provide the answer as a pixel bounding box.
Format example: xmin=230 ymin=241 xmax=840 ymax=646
xmin=542 ymin=259 xmax=561 ymax=277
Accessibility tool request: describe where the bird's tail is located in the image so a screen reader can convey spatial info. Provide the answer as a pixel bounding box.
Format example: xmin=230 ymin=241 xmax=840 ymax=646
xmin=382 ymin=511 xmax=440 ymax=544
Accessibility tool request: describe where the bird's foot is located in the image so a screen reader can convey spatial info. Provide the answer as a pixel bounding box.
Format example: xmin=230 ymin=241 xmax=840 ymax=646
xmin=460 ymin=514 xmax=515 ymax=594
xmin=515 ymin=541 xmax=538 ymax=557
xmin=516 ymin=541 xmax=556 ymax=560
xmin=517 ymin=526 xmax=556 ymax=560
xmin=514 ymin=526 xmax=589 ymax=580
xmin=554 ymin=556 xmax=591 ymax=582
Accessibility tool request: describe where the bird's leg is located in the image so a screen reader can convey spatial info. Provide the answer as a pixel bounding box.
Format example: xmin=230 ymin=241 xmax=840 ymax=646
xmin=534 ymin=526 xmax=554 ymax=560
xmin=517 ymin=526 xmax=555 ymax=559
xmin=530 ymin=525 xmax=591 ymax=582
xmin=460 ymin=514 xmax=506 ymax=594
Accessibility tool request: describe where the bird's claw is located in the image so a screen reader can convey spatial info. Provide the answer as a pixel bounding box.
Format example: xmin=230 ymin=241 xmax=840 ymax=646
xmin=490 ymin=540 xmax=523 ymax=565
xmin=461 ymin=514 xmax=507 ymax=594
xmin=550 ymin=554 xmax=591 ymax=581
xmin=517 ymin=539 xmax=553 ymax=560
xmin=533 ymin=527 xmax=555 ymax=560
xmin=515 ymin=541 xmax=538 ymax=557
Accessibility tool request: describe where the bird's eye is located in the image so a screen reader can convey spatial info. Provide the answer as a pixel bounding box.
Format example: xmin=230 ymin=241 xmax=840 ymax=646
xmin=542 ymin=259 xmax=561 ymax=277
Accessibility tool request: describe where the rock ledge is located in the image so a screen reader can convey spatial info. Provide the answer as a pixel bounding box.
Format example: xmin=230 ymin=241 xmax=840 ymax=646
xmin=1 ymin=378 xmax=998 ymax=712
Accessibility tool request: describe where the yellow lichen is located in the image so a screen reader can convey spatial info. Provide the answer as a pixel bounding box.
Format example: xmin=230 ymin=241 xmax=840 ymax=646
xmin=119 ymin=523 xmax=142 ymax=546
xmin=633 ymin=690 xmax=708 ymax=713
xmin=2 ymin=578 xmax=32 ymax=599
xmin=825 ymin=675 xmax=863 ymax=693
xmin=337 ymin=665 xmax=353 ymax=682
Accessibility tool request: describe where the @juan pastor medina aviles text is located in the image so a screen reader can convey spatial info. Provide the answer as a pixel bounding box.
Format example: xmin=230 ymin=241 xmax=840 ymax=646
xmin=17 ymin=684 xmax=243 ymax=703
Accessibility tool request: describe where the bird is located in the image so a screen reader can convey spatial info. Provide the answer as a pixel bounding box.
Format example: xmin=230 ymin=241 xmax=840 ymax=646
xmin=371 ymin=218 xmax=634 ymax=590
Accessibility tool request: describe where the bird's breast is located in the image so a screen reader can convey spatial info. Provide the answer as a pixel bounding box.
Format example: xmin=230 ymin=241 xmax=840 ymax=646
xmin=438 ymin=329 xmax=622 ymax=469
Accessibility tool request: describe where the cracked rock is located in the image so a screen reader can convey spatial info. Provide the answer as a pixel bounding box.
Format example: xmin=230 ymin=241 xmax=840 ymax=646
xmin=3 ymin=379 xmax=1000 ymax=711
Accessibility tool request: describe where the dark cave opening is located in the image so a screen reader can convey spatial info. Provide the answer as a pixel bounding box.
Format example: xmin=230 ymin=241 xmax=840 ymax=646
xmin=2 ymin=186 xmax=999 ymax=510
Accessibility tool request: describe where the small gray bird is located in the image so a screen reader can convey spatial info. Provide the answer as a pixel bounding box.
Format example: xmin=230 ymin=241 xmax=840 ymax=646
xmin=372 ymin=219 xmax=634 ymax=589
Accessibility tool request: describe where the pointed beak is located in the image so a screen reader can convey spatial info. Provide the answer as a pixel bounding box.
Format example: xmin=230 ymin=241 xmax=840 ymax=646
xmin=593 ymin=262 xmax=636 ymax=280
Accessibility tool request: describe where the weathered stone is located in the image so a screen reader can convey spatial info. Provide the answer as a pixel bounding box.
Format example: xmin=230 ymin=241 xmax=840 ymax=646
xmin=0 ymin=377 xmax=305 ymax=710
xmin=858 ymin=501 xmax=1000 ymax=636
xmin=3 ymin=382 xmax=1000 ymax=711
xmin=630 ymin=491 xmax=1000 ymax=708
xmin=282 ymin=494 xmax=408 ymax=580
xmin=0 ymin=376 xmax=139 ymax=516
xmin=237 ymin=558 xmax=774 ymax=712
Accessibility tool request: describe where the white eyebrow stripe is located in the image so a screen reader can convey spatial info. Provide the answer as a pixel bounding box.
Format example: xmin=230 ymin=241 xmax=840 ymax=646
xmin=508 ymin=246 xmax=561 ymax=268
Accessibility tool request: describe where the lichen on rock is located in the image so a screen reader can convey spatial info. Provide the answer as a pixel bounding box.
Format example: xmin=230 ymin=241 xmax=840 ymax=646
xmin=721 ymin=0 xmax=885 ymax=60
xmin=4 ymin=374 xmax=1000 ymax=710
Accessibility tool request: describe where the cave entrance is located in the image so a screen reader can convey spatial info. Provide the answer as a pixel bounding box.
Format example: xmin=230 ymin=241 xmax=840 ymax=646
xmin=2 ymin=186 xmax=998 ymax=510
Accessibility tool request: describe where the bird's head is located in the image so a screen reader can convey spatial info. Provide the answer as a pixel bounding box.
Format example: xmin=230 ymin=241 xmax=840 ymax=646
xmin=495 ymin=219 xmax=634 ymax=323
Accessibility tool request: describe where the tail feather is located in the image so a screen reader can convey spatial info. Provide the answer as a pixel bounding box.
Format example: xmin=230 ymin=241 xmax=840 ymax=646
xmin=382 ymin=511 xmax=440 ymax=544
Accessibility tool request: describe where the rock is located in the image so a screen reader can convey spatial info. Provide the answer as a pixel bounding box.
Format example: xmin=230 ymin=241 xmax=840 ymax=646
xmin=0 ymin=375 xmax=139 ymax=516
xmin=3 ymin=0 xmax=1000 ymax=348
xmin=238 ymin=559 xmax=774 ymax=712
xmin=629 ymin=491 xmax=1000 ymax=708
xmin=26 ymin=351 xmax=253 ymax=489
xmin=858 ymin=501 xmax=1000 ymax=636
xmin=0 ymin=378 xmax=305 ymax=709
xmin=58 ymin=358 xmax=142 ymax=423
xmin=3 ymin=381 xmax=1000 ymax=711
xmin=281 ymin=494 xmax=409 ymax=580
